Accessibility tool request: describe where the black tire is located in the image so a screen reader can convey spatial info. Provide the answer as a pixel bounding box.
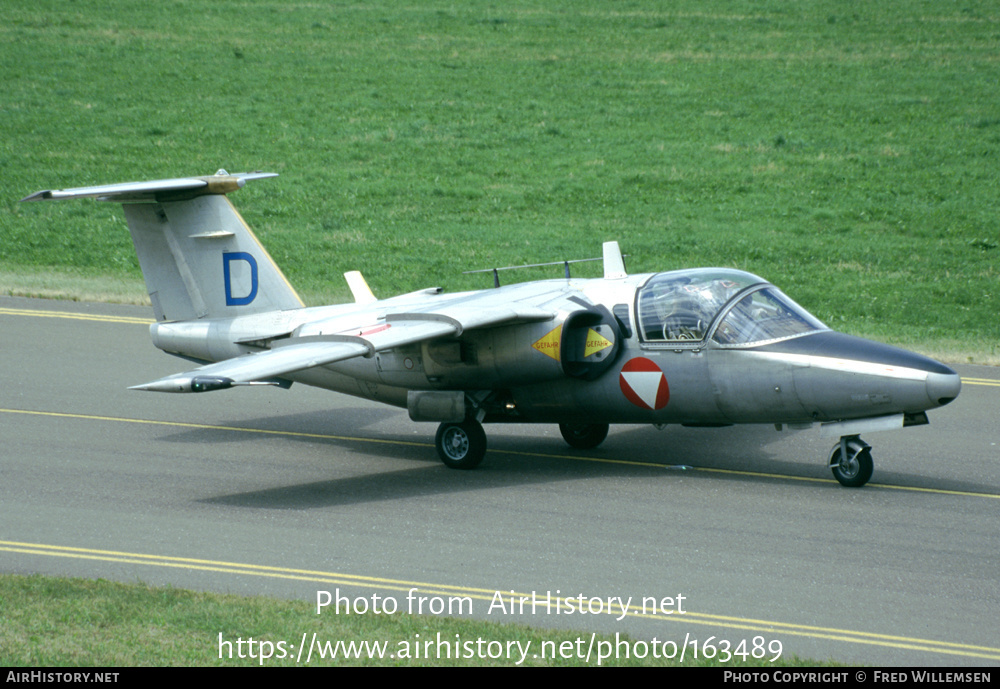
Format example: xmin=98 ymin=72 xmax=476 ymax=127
xmin=435 ymin=420 xmax=487 ymax=470
xmin=830 ymin=443 xmax=873 ymax=488
xmin=559 ymin=422 xmax=610 ymax=450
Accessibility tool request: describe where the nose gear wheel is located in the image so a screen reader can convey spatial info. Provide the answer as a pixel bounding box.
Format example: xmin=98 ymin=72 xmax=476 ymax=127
xmin=829 ymin=436 xmax=873 ymax=488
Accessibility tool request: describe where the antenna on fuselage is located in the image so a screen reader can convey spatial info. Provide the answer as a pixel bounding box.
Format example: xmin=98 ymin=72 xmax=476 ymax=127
xmin=464 ymin=242 xmax=628 ymax=287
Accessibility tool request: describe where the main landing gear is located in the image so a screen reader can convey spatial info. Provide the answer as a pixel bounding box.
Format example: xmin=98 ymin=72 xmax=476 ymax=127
xmin=558 ymin=422 xmax=610 ymax=449
xmin=434 ymin=420 xmax=612 ymax=470
xmin=435 ymin=422 xmax=875 ymax=486
xmin=828 ymin=435 xmax=873 ymax=488
xmin=435 ymin=419 xmax=487 ymax=470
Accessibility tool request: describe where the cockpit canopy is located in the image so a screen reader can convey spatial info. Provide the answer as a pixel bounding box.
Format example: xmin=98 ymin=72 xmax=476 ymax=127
xmin=636 ymin=269 xmax=827 ymax=346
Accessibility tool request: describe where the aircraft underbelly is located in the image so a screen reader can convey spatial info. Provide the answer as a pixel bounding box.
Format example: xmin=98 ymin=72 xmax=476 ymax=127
xmin=290 ymin=366 xmax=410 ymax=408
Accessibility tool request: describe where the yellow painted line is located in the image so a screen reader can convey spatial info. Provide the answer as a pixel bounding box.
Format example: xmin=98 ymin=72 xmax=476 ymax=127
xmin=2 ymin=540 xmax=998 ymax=661
xmin=963 ymin=377 xmax=1000 ymax=387
xmin=0 ymin=307 xmax=152 ymax=325
xmin=0 ymin=408 xmax=428 ymax=449
xmin=2 ymin=407 xmax=998 ymax=500
xmin=695 ymin=466 xmax=1000 ymax=499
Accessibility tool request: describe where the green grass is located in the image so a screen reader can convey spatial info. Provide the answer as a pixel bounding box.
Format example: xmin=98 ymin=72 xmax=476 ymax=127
xmin=3 ymin=1 xmax=998 ymax=360
xmin=0 ymin=574 xmax=822 ymax=667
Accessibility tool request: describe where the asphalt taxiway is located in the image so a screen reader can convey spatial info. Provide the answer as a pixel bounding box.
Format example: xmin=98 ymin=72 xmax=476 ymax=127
xmin=1 ymin=295 xmax=998 ymax=665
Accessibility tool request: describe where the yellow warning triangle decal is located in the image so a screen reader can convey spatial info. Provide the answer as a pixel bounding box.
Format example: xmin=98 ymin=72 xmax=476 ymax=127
xmin=584 ymin=328 xmax=613 ymax=358
xmin=532 ymin=325 xmax=562 ymax=361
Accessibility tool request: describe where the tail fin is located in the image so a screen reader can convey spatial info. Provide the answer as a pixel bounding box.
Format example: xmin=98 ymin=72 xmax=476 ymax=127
xmin=23 ymin=170 xmax=303 ymax=322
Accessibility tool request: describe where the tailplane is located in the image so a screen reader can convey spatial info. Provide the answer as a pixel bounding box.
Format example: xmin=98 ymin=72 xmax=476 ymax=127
xmin=22 ymin=170 xmax=303 ymax=321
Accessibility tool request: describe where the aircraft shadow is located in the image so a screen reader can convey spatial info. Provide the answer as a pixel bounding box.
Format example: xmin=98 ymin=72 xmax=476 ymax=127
xmin=145 ymin=409 xmax=996 ymax=507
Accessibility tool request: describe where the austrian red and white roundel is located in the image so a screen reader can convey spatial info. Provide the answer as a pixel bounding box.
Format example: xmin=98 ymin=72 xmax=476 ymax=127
xmin=619 ymin=357 xmax=670 ymax=410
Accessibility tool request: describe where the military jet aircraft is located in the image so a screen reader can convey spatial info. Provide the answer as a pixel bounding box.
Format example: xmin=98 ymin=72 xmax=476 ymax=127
xmin=22 ymin=171 xmax=961 ymax=487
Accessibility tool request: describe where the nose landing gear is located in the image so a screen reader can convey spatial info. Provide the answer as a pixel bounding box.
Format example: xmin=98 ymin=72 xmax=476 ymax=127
xmin=829 ymin=436 xmax=873 ymax=487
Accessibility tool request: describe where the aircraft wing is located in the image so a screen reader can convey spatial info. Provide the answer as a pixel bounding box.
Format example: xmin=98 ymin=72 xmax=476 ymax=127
xmin=132 ymin=301 xmax=554 ymax=392
xmin=129 ymin=339 xmax=372 ymax=392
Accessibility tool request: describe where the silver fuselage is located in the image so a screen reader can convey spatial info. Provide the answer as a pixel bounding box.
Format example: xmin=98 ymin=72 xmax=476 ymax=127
xmin=147 ymin=270 xmax=961 ymax=428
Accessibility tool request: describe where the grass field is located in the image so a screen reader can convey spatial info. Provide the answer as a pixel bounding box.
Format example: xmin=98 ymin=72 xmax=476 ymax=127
xmin=0 ymin=574 xmax=819 ymax=667
xmin=3 ymin=1 xmax=998 ymax=359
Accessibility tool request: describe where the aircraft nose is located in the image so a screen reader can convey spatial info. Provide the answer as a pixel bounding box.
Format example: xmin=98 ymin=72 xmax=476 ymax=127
xmin=749 ymin=331 xmax=962 ymax=417
xmin=926 ymin=369 xmax=961 ymax=407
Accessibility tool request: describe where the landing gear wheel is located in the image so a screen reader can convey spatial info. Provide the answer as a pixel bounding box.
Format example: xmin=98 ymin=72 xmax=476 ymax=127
xmin=829 ymin=437 xmax=873 ymax=488
xmin=559 ymin=422 xmax=610 ymax=449
xmin=435 ymin=420 xmax=487 ymax=470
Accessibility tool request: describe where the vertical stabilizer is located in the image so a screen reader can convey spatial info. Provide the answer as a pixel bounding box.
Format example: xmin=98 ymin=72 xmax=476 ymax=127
xmin=22 ymin=171 xmax=304 ymax=322
xmin=124 ymin=195 xmax=303 ymax=321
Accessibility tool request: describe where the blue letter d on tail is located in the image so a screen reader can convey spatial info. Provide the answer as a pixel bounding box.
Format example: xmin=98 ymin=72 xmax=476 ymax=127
xmin=224 ymin=252 xmax=259 ymax=306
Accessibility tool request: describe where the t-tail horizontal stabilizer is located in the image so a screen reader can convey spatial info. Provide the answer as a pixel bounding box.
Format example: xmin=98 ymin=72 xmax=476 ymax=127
xmin=20 ymin=170 xmax=278 ymax=203
xmin=22 ymin=170 xmax=303 ymax=322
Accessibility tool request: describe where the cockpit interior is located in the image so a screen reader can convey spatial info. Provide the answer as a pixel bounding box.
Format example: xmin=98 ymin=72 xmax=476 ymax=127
xmin=636 ymin=269 xmax=827 ymax=346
